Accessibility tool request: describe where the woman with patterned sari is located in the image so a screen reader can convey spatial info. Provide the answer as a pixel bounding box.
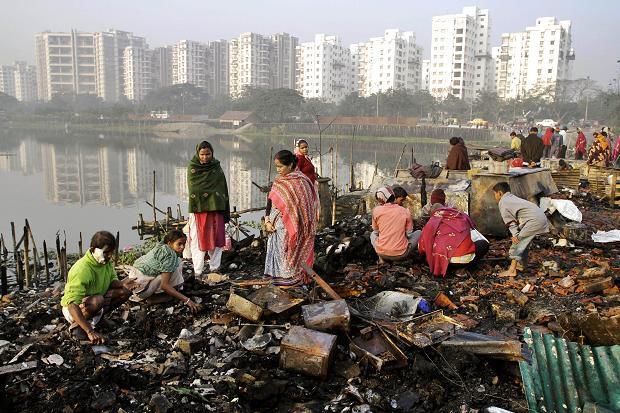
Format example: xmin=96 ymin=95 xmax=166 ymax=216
xmin=264 ymin=150 xmax=317 ymax=286
xmin=186 ymin=141 xmax=230 ymax=277
xmin=587 ymin=133 xmax=611 ymax=167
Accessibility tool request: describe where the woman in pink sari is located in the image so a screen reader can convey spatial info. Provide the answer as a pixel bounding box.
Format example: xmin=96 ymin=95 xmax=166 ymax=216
xmin=264 ymin=150 xmax=317 ymax=286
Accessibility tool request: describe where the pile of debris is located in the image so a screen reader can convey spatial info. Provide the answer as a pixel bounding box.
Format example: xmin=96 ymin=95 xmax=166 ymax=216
xmin=0 ymin=209 xmax=618 ymax=412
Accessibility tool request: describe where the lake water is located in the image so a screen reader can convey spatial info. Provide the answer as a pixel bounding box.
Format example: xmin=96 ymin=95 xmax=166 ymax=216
xmin=0 ymin=128 xmax=458 ymax=251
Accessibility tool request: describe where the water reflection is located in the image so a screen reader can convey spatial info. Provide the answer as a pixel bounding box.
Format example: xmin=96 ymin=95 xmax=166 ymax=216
xmin=0 ymin=130 xmax=453 ymax=248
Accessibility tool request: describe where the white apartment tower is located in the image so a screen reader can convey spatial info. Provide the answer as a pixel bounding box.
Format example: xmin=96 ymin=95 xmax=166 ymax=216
xmin=151 ymin=46 xmax=173 ymax=89
xmin=0 ymin=65 xmax=16 ymax=98
xmin=296 ymin=34 xmax=355 ymax=103
xmin=13 ymin=62 xmax=38 ymax=102
xmin=35 ymin=30 xmax=97 ymax=100
xmin=229 ymin=32 xmax=273 ymax=97
xmin=421 ymin=59 xmax=431 ymax=90
xmin=207 ymin=40 xmax=229 ymax=97
xmin=94 ymin=29 xmax=146 ymax=102
xmin=271 ymin=33 xmax=298 ymax=89
xmin=350 ymin=29 xmax=423 ymax=97
xmin=172 ymin=40 xmax=208 ymax=88
xmin=429 ymin=6 xmax=492 ymax=102
xmin=123 ymin=46 xmax=152 ymax=102
xmin=495 ymin=17 xmax=574 ymax=100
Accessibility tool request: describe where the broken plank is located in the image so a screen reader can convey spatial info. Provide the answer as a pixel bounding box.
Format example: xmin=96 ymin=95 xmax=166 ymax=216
xmin=0 ymin=360 xmax=38 ymax=375
xmin=301 ymin=264 xmax=341 ymax=300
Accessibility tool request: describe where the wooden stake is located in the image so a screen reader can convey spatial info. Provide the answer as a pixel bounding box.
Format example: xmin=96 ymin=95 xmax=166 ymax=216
xmin=25 ymin=219 xmax=40 ymax=269
xmin=23 ymin=226 xmax=30 ymax=288
xmin=43 ymin=240 xmax=50 ymax=285
xmin=152 ymin=170 xmax=157 ymax=224
xmin=394 ymin=144 xmax=407 ymax=177
xmin=0 ymin=236 xmax=7 ymax=295
xmin=78 ymin=232 xmax=83 ymax=256
xmin=10 ymin=222 xmax=21 ymax=287
xmin=62 ymin=233 xmax=68 ymax=282
xmin=114 ymin=231 xmax=120 ymax=266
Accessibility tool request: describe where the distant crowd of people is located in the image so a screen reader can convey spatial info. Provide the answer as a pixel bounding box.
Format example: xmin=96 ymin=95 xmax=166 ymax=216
xmin=510 ymin=126 xmax=619 ymax=168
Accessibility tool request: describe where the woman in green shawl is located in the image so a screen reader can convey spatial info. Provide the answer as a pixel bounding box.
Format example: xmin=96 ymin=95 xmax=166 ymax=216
xmin=186 ymin=141 xmax=230 ymax=276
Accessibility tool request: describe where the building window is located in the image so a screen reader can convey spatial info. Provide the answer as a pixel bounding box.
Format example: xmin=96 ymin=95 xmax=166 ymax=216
xmin=456 ymin=29 xmax=463 ymax=34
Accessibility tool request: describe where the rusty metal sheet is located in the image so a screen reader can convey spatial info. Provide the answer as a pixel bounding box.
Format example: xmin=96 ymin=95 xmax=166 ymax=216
xmin=441 ymin=331 xmax=524 ymax=361
xmin=350 ymin=328 xmax=408 ymax=371
xmin=519 ymin=327 xmax=620 ymax=413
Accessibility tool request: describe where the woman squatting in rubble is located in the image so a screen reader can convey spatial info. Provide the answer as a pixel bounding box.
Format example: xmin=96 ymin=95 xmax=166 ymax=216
xmin=264 ymin=150 xmax=318 ymax=286
xmin=417 ymin=203 xmax=489 ymax=277
xmin=60 ymin=231 xmax=131 ymax=344
xmin=370 ymin=186 xmax=422 ymax=264
xmin=185 ymin=141 xmax=230 ymax=277
xmin=124 ymin=230 xmax=200 ymax=314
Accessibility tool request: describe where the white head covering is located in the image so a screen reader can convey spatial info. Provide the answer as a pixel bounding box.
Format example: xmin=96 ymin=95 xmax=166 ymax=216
xmin=375 ymin=186 xmax=394 ymax=203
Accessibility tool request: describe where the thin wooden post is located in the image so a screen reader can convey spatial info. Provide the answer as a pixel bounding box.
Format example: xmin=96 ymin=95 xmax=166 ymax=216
xmin=25 ymin=219 xmax=41 ymax=269
xmin=23 ymin=226 xmax=30 ymax=288
xmin=349 ymin=126 xmax=356 ymax=191
xmin=152 ymin=170 xmax=157 ymax=224
xmin=78 ymin=232 xmax=83 ymax=256
xmin=62 ymin=234 xmax=68 ymax=282
xmin=0 ymin=237 xmax=7 ymax=295
xmin=233 ymin=206 xmax=239 ymax=241
xmin=176 ymin=204 xmax=182 ymax=220
xmin=394 ymin=144 xmax=406 ymax=177
xmin=114 ymin=231 xmax=120 ymax=266
xmin=43 ymin=240 xmax=50 ymax=285
xmin=267 ymin=146 xmax=274 ymax=183
xmin=10 ymin=222 xmax=21 ymax=287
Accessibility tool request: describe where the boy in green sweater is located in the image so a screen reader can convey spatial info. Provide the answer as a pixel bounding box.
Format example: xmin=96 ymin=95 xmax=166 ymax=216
xmin=61 ymin=231 xmax=130 ymax=343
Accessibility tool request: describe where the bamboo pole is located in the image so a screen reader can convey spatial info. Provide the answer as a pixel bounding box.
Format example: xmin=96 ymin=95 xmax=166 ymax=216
xmin=43 ymin=240 xmax=50 ymax=285
xmin=349 ymin=126 xmax=356 ymax=191
xmin=55 ymin=233 xmax=61 ymax=281
xmin=23 ymin=226 xmax=30 ymax=288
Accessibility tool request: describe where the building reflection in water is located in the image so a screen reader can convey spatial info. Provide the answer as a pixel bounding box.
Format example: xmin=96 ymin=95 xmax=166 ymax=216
xmin=3 ymin=133 xmax=451 ymax=211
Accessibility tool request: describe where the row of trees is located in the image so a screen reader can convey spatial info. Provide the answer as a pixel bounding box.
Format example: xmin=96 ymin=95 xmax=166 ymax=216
xmin=2 ymin=79 xmax=619 ymax=127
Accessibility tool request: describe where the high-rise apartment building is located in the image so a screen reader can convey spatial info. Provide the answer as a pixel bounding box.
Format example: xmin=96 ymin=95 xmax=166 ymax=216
xmin=207 ymin=40 xmax=230 ymax=96
xmin=172 ymin=40 xmax=208 ymax=88
xmin=35 ymin=30 xmax=97 ymax=100
xmin=123 ymin=46 xmax=152 ymax=102
xmin=495 ymin=17 xmax=574 ymax=100
xmin=13 ymin=61 xmax=38 ymax=102
xmin=94 ymin=29 xmax=146 ymax=101
xmin=350 ymin=29 xmax=423 ymax=96
xmin=429 ymin=6 xmax=492 ymax=102
xmin=296 ymin=34 xmax=355 ymax=103
xmin=151 ymin=46 xmax=173 ymax=89
xmin=421 ymin=59 xmax=431 ymax=90
xmin=0 ymin=65 xmax=16 ymax=98
xmin=271 ymin=33 xmax=298 ymax=89
xmin=229 ymin=32 xmax=273 ymax=97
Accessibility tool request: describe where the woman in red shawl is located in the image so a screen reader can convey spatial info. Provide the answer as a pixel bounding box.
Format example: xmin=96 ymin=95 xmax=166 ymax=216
xmin=574 ymin=128 xmax=587 ymax=160
xmin=542 ymin=127 xmax=553 ymax=158
xmin=294 ymin=139 xmax=317 ymax=183
xmin=418 ymin=205 xmax=488 ymax=277
xmin=264 ymin=150 xmax=317 ymax=286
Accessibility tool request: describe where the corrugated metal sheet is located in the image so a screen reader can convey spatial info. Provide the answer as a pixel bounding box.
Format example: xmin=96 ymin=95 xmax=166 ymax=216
xmin=519 ymin=327 xmax=620 ymax=413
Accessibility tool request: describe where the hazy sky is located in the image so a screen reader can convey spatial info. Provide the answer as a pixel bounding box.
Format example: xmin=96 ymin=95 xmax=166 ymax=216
xmin=1 ymin=0 xmax=618 ymax=86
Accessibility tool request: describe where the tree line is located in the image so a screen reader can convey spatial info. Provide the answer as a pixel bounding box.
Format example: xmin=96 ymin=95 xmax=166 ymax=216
xmin=1 ymin=78 xmax=619 ymax=128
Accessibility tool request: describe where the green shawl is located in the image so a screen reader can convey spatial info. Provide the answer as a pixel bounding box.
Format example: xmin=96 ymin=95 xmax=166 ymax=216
xmin=187 ymin=154 xmax=229 ymax=213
